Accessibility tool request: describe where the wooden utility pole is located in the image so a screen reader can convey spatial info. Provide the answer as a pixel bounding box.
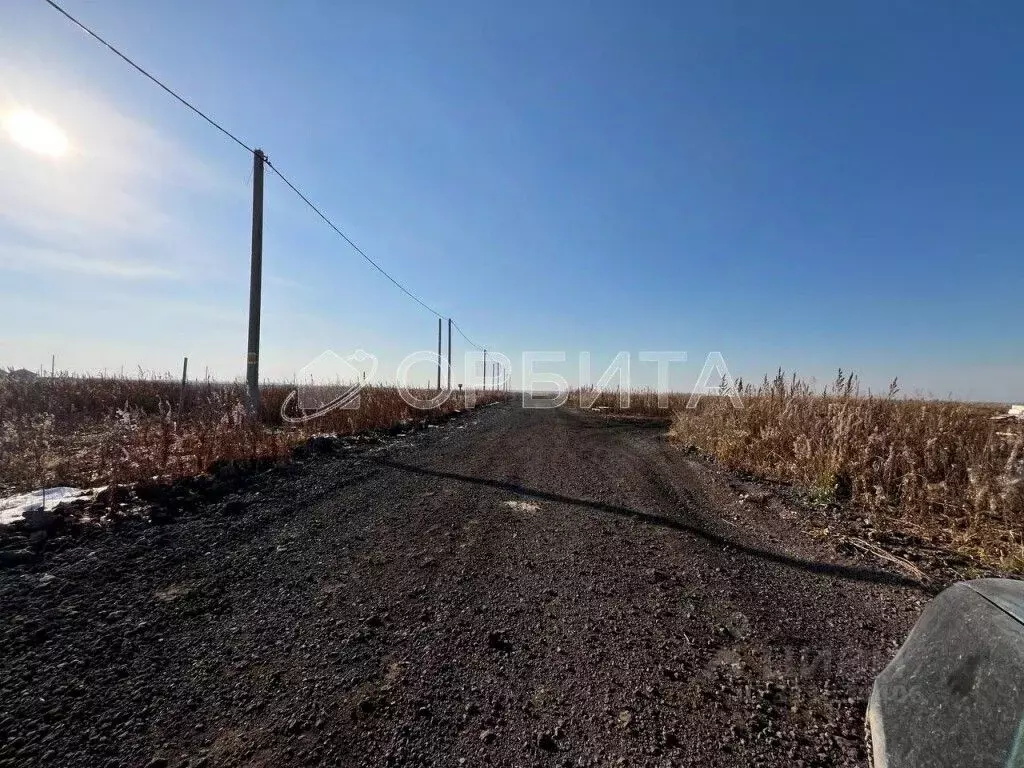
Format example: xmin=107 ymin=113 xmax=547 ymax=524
xmin=179 ymin=356 xmax=188 ymax=413
xmin=446 ymin=318 xmax=452 ymax=390
xmin=246 ymin=149 xmax=266 ymax=416
xmin=436 ymin=317 xmax=442 ymax=391
xmin=482 ymin=349 xmax=487 ymax=391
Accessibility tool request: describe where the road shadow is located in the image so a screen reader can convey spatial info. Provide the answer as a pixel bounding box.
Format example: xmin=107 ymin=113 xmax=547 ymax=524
xmin=372 ymin=458 xmax=928 ymax=591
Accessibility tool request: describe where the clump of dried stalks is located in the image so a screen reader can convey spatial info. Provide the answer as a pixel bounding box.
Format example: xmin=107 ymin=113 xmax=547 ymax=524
xmin=670 ymin=371 xmax=1024 ymax=570
xmin=0 ymin=374 xmax=501 ymax=494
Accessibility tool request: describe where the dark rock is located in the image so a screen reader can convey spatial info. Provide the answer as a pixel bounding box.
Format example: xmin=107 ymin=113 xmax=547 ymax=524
xmin=149 ymin=506 xmax=178 ymax=525
xmin=536 ymin=731 xmax=557 ymax=751
xmin=208 ymin=459 xmax=241 ymax=479
xmin=834 ymin=472 xmax=853 ymax=501
xmin=95 ymin=485 xmax=132 ymax=506
xmin=0 ymin=549 xmax=39 ymax=568
xmin=135 ymin=482 xmax=172 ymax=504
xmin=22 ymin=507 xmax=57 ymax=533
xmin=309 ymin=436 xmax=336 ymax=454
xmin=188 ymin=475 xmax=214 ymax=493
xmin=645 ymin=568 xmax=669 ymax=583
xmin=487 ymin=629 xmax=512 ymax=652
xmin=479 ymin=729 xmax=496 ymax=744
xmin=220 ymin=499 xmax=246 ymax=517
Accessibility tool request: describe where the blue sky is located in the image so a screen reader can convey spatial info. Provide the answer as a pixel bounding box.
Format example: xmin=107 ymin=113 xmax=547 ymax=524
xmin=1 ymin=1 xmax=1021 ymax=399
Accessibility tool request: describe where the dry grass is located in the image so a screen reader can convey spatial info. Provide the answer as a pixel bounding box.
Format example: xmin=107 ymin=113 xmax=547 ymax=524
xmin=669 ymin=371 xmax=1024 ymax=570
xmin=0 ymin=374 xmax=502 ymax=494
xmin=7 ymin=371 xmax=1021 ymax=568
xmin=573 ymin=386 xmax=676 ymax=418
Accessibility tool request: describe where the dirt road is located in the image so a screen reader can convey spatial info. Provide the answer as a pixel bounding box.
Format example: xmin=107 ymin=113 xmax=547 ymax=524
xmin=0 ymin=404 xmax=926 ymax=767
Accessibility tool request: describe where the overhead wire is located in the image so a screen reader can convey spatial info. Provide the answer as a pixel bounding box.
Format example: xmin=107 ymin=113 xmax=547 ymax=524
xmin=263 ymin=159 xmax=443 ymax=318
xmin=41 ymin=0 xmax=252 ymax=154
xmin=452 ymin=321 xmax=486 ymax=351
xmin=41 ymin=0 xmax=487 ymax=341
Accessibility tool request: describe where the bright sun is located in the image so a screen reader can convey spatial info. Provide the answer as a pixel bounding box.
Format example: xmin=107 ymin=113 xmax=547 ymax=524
xmin=3 ymin=108 xmax=69 ymax=157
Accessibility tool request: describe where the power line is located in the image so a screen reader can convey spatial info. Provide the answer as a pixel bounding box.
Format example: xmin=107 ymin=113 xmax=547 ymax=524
xmin=264 ymin=159 xmax=443 ymax=318
xmin=41 ymin=0 xmax=476 ymax=331
xmin=41 ymin=0 xmax=252 ymax=154
xmin=452 ymin=320 xmax=485 ymax=351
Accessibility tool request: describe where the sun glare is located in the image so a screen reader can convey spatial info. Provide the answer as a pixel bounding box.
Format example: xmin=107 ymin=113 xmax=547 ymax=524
xmin=3 ymin=108 xmax=69 ymax=157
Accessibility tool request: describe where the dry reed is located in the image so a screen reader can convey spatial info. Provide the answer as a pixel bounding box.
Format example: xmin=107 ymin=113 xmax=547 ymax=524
xmin=0 ymin=373 xmax=502 ymax=494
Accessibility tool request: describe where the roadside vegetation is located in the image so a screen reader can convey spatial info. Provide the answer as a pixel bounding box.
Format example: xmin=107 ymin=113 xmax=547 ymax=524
xmin=580 ymin=372 xmax=1024 ymax=571
xmin=0 ymin=373 xmax=502 ymax=494
xmin=6 ymin=370 xmax=1021 ymax=570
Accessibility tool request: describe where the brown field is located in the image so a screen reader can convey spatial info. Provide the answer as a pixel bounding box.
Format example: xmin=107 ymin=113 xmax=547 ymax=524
xmin=5 ymin=370 xmax=1022 ymax=569
xmin=577 ymin=372 xmax=1024 ymax=570
xmin=0 ymin=373 xmax=503 ymax=495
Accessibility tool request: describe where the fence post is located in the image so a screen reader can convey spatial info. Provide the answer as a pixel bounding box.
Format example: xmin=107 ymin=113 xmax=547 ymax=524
xmin=246 ymin=148 xmax=266 ymax=417
xmin=447 ymin=318 xmax=452 ymax=390
xmin=179 ymin=356 xmax=188 ymax=413
xmin=436 ymin=317 xmax=442 ymax=391
xmin=482 ymin=349 xmax=487 ymax=391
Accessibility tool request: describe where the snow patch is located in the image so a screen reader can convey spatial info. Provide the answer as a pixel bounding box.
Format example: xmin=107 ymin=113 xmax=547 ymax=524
xmin=994 ymin=405 xmax=1024 ymax=422
xmin=504 ymin=500 xmax=540 ymax=514
xmin=0 ymin=486 xmax=104 ymax=525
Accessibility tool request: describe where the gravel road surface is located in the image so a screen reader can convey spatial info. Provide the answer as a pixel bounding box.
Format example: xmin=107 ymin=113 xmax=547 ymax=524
xmin=0 ymin=404 xmax=927 ymax=767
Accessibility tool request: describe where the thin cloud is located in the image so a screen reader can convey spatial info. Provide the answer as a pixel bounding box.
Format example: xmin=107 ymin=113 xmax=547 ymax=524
xmin=266 ymin=273 xmax=308 ymax=290
xmin=0 ymin=245 xmax=178 ymax=279
xmin=0 ymin=61 xmax=233 ymax=281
